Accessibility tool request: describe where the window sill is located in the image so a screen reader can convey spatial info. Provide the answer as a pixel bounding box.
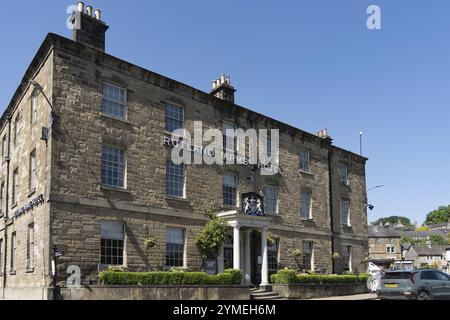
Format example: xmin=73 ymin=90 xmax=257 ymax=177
xmin=301 ymin=217 xmax=314 ymax=221
xmin=100 ymin=112 xmax=130 ymax=124
xmin=299 ymin=169 xmax=313 ymax=176
xmin=11 ymin=203 xmax=18 ymax=209
xmin=164 ymin=196 xmax=189 ymax=202
xmin=222 ymin=204 xmax=238 ymax=210
xmin=26 ymin=268 xmax=35 ymax=274
xmin=101 ymin=185 xmax=130 ymax=193
xmin=9 ymin=271 xmax=16 ymax=276
xmin=27 ymin=188 xmax=36 ymax=198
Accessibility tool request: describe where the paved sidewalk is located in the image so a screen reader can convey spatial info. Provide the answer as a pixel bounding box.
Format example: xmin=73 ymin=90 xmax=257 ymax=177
xmin=307 ymin=293 xmax=377 ymax=300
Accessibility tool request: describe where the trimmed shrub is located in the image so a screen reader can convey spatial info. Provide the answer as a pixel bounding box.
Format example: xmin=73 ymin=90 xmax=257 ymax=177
xmin=276 ymin=269 xmax=297 ymax=284
xmin=270 ymin=274 xmax=278 ymax=284
xmin=99 ymin=270 xmax=237 ymax=286
xmin=271 ymin=270 xmax=369 ymax=285
xmin=224 ymin=269 xmax=243 ymax=284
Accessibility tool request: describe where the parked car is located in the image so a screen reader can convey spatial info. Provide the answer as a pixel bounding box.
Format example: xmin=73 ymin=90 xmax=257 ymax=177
xmin=377 ymin=269 xmax=450 ymax=300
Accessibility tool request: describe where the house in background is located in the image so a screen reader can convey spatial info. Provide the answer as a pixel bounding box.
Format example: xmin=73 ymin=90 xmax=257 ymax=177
xmin=368 ymin=224 xmax=402 ymax=270
xmin=404 ymin=244 xmax=448 ymax=270
xmin=427 ymin=218 xmax=450 ymax=232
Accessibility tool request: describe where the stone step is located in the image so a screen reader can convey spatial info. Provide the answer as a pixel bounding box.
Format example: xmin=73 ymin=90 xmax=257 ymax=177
xmin=250 ymin=292 xmax=284 ymax=300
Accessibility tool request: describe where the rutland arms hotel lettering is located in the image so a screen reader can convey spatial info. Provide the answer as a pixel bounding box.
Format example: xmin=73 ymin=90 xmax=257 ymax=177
xmin=13 ymin=194 xmax=45 ymax=219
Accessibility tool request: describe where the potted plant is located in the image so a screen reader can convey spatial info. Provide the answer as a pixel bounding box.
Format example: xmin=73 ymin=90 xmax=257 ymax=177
xmin=145 ymin=237 xmax=156 ymax=248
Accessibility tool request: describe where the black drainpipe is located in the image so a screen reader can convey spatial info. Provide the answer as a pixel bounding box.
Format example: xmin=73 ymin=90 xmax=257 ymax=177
xmin=2 ymin=114 xmax=12 ymax=298
xmin=327 ymin=146 xmax=335 ymax=274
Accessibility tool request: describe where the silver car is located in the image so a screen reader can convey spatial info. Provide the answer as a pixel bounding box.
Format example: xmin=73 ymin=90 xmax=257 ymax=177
xmin=377 ymin=269 xmax=450 ymax=300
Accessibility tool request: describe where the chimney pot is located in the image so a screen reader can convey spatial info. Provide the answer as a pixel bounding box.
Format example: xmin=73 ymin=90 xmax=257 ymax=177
xmin=77 ymin=2 xmax=85 ymax=13
xmin=94 ymin=9 xmax=101 ymax=20
xmin=220 ymin=74 xmax=226 ymax=84
xmin=86 ymin=5 xmax=93 ymax=16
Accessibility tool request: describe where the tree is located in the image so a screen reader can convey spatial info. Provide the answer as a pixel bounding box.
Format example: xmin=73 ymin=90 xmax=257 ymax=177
xmin=195 ymin=210 xmax=228 ymax=261
xmin=400 ymin=236 xmax=417 ymax=245
xmin=430 ymin=234 xmax=446 ymax=245
xmin=416 ymin=226 xmax=429 ymax=232
xmin=371 ymin=216 xmax=414 ymax=228
xmin=424 ymin=205 xmax=450 ymax=225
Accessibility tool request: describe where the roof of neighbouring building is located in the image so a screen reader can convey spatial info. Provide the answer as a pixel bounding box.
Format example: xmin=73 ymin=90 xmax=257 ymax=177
xmin=368 ymin=225 xmax=401 ymax=238
xmin=411 ymin=245 xmax=447 ymax=256
xmin=400 ymin=230 xmax=448 ymax=238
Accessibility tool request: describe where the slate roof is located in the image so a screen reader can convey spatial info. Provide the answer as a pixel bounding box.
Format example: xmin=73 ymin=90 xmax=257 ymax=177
xmin=400 ymin=230 xmax=447 ymax=238
xmin=411 ymin=245 xmax=447 ymax=256
xmin=368 ymin=225 xmax=401 ymax=238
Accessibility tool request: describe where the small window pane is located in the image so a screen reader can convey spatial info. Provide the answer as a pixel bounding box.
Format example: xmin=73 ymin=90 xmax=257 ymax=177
xmin=299 ymin=148 xmax=310 ymax=171
xmin=165 ymin=160 xmax=184 ymax=197
xmin=223 ymin=174 xmax=237 ymax=206
xmin=264 ymin=185 xmax=277 ymax=213
xmin=301 ymin=191 xmax=311 ymax=219
xmin=101 ymin=146 xmax=125 ymax=188
xmin=102 ymin=83 xmax=126 ymax=118
xmin=165 ymin=103 xmax=184 ymax=132
xmin=166 ymin=228 xmax=185 ymax=267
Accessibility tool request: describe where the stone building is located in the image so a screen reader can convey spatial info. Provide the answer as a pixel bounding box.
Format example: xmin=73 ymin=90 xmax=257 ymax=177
xmin=404 ymin=244 xmax=448 ymax=270
xmin=0 ymin=3 xmax=368 ymax=299
xmin=368 ymin=224 xmax=402 ymax=270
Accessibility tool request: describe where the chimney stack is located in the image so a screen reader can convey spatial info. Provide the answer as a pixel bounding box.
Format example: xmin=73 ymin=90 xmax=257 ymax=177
xmin=70 ymin=2 xmax=109 ymax=52
xmin=210 ymin=74 xmax=236 ymax=104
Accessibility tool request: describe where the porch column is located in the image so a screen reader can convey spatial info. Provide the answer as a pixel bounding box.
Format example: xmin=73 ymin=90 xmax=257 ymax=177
xmin=260 ymin=227 xmax=269 ymax=286
xmin=244 ymin=229 xmax=252 ymax=284
xmin=217 ymin=243 xmax=224 ymax=273
xmin=233 ymin=225 xmax=240 ymax=270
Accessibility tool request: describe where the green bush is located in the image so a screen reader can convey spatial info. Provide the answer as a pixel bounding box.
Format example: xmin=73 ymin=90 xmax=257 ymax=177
xmin=270 ymin=274 xmax=278 ymax=284
xmin=99 ymin=270 xmax=238 ymax=286
xmin=271 ymin=270 xmax=369 ymax=285
xmin=223 ymin=269 xmax=243 ymax=284
xmin=276 ymin=269 xmax=297 ymax=284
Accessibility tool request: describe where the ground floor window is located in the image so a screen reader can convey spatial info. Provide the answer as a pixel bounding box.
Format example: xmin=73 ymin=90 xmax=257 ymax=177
xmin=268 ymin=240 xmax=279 ymax=275
xmin=166 ymin=228 xmax=185 ymax=267
xmin=101 ymin=221 xmax=125 ymax=265
xmin=223 ymin=247 xmax=233 ymax=270
xmin=342 ymin=245 xmax=352 ymax=272
xmin=302 ymin=241 xmax=313 ymax=271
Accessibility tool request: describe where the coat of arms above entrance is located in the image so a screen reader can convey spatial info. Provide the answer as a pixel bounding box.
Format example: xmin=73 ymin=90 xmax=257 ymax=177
xmin=241 ymin=192 xmax=264 ymax=216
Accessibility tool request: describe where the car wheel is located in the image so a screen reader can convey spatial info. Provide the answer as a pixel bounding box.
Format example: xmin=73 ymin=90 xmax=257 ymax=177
xmin=417 ymin=291 xmax=430 ymax=300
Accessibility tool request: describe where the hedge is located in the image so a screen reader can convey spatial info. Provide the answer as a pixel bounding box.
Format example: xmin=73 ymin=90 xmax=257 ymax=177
xmin=270 ymin=270 xmax=369 ymax=285
xmin=99 ymin=269 xmax=243 ymax=286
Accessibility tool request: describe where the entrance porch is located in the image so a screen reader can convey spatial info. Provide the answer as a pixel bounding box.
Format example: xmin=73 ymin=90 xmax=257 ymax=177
xmin=216 ymin=210 xmax=271 ymax=287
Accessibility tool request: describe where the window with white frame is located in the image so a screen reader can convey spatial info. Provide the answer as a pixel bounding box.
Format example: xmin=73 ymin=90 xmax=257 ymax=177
xmin=299 ymin=148 xmax=310 ymax=172
xmin=101 ymin=221 xmax=125 ymax=265
xmin=165 ymin=160 xmax=185 ymax=198
xmin=268 ymin=240 xmax=279 ymax=275
xmin=29 ymin=149 xmax=36 ymax=190
xmin=11 ymin=232 xmax=17 ymax=273
xmin=300 ymin=191 xmax=312 ymax=219
xmin=223 ymin=122 xmax=236 ymax=152
xmin=12 ymin=169 xmax=18 ymax=206
xmin=0 ymin=238 xmax=3 ymax=275
xmin=264 ymin=185 xmax=278 ymax=214
xmin=340 ymin=199 xmax=350 ymax=226
xmin=340 ymin=164 xmax=348 ymax=185
xmin=27 ymin=223 xmax=35 ymax=270
xmin=302 ymin=241 xmax=314 ymax=271
xmin=223 ymin=174 xmax=237 ymax=206
xmin=342 ymin=245 xmax=352 ymax=271
xmin=1 ymin=135 xmax=6 ymax=159
xmin=0 ymin=182 xmax=4 ymax=216
xmin=165 ymin=103 xmax=184 ymax=132
xmin=14 ymin=115 xmax=20 ymax=147
xmin=30 ymin=94 xmax=37 ymax=125
xmin=101 ymin=146 xmax=125 ymax=188
xmin=166 ymin=228 xmax=185 ymax=267
xmin=102 ymin=82 xmax=127 ymax=118
xmin=386 ymin=245 xmax=395 ymax=254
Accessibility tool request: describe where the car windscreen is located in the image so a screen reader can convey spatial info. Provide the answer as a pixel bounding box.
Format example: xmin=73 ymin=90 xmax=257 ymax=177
xmin=382 ymin=272 xmax=412 ymax=280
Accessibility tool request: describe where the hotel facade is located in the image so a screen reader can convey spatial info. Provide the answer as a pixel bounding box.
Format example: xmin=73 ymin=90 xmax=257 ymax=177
xmin=0 ymin=4 xmax=369 ymax=299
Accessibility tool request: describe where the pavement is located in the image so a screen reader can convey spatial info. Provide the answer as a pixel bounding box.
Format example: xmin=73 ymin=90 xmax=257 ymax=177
xmin=307 ymin=293 xmax=378 ymax=300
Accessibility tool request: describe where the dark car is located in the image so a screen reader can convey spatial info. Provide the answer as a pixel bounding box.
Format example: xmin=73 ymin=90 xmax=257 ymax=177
xmin=377 ymin=269 xmax=450 ymax=300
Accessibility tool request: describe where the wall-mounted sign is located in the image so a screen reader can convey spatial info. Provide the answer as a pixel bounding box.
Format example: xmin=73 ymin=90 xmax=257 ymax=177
xmin=13 ymin=194 xmax=45 ymax=219
xmin=241 ymin=192 xmax=264 ymax=216
xmin=204 ymin=259 xmax=217 ymax=275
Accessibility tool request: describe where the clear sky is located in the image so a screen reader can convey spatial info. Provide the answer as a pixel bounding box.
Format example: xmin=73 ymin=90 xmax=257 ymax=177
xmin=1 ymin=1 xmax=449 ymax=225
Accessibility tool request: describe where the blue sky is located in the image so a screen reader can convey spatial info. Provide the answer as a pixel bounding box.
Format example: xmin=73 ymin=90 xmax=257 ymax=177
xmin=1 ymin=1 xmax=449 ymax=225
